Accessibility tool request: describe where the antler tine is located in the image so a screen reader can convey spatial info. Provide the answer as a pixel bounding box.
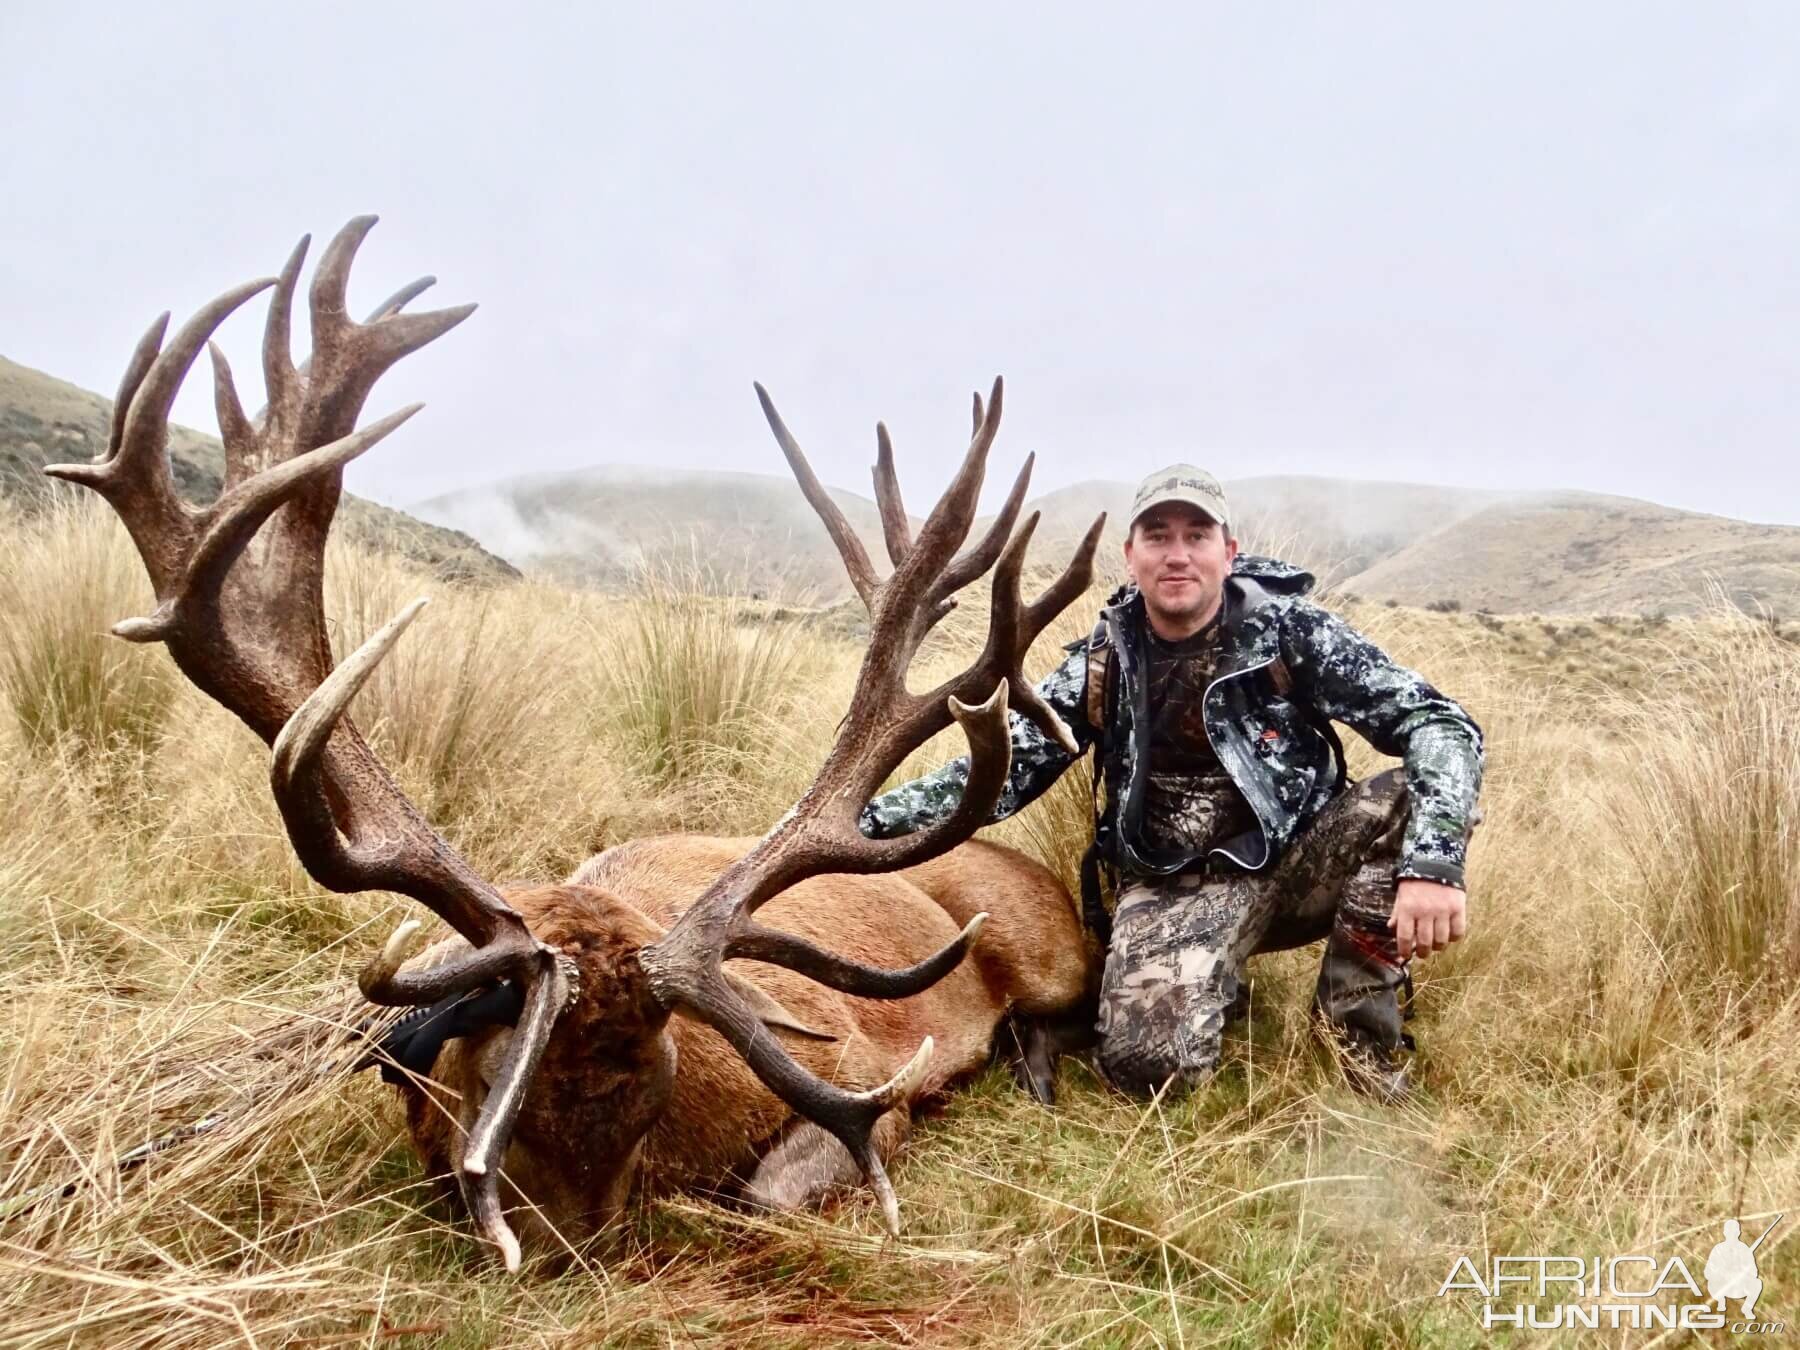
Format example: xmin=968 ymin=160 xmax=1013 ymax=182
xmin=982 ymin=511 xmax=1037 ymax=676
xmin=935 ymin=451 xmax=1035 ymax=603
xmin=898 ymin=377 xmax=1003 ymax=590
xmin=310 ymin=214 xmax=378 ymax=332
xmin=755 ymin=382 xmax=880 ymax=609
xmin=871 ymin=422 xmax=911 ymax=567
xmin=364 ymin=298 xmax=481 ymax=373
xmin=258 ymin=234 xmax=309 ymax=451
xmin=730 ymin=912 xmax=988 ymax=997
xmin=640 ymin=376 xmax=1104 ymax=1235
xmin=971 ymin=390 xmax=984 ymax=434
xmin=368 ymin=275 xmax=437 ymax=322
xmin=53 ymin=220 xmax=564 ymax=1273
xmin=208 ymin=342 xmax=256 ymax=467
xmin=1026 ymin=509 xmax=1108 ymax=636
xmin=107 ymin=313 xmax=169 ymax=460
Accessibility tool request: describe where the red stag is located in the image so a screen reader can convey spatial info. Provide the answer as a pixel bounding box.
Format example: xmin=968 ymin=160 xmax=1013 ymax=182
xmin=48 ymin=218 xmax=1104 ymax=1269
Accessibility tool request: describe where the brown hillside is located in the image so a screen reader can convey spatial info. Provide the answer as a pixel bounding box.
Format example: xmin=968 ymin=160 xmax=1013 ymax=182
xmin=1011 ymin=476 xmax=1510 ymax=585
xmin=412 ymin=460 xmax=1800 ymax=616
xmin=1342 ymin=491 xmax=1800 ymax=616
xmin=1 ymin=356 xmax=519 ymax=584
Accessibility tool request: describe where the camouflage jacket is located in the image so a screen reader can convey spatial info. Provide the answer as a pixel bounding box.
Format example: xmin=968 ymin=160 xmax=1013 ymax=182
xmin=859 ymin=555 xmax=1485 ymax=889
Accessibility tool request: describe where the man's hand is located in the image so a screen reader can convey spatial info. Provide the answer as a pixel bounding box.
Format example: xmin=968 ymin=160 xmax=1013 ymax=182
xmin=1388 ymin=879 xmax=1468 ymax=960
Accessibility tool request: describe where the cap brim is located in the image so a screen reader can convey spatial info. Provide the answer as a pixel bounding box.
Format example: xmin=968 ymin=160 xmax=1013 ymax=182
xmin=1128 ymin=494 xmax=1226 ymax=529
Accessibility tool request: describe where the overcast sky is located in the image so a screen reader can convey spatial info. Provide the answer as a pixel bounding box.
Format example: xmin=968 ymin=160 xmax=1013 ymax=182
xmin=5 ymin=3 xmax=1798 ymax=523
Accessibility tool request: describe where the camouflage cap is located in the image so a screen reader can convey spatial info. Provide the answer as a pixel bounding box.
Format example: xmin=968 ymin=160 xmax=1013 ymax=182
xmin=1128 ymin=463 xmax=1230 ymax=533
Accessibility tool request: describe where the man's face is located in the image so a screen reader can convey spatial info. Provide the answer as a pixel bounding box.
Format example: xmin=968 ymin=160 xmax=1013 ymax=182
xmin=1124 ymin=503 xmax=1238 ymax=631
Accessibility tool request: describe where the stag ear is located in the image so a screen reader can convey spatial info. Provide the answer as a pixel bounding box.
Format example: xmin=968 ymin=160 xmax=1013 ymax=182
xmin=673 ymin=971 xmax=837 ymax=1042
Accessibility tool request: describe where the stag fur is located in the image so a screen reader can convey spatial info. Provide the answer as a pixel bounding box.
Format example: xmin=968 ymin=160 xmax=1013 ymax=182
xmin=398 ymin=838 xmax=1090 ymax=1250
xmin=49 ymin=216 xmax=1105 ymax=1270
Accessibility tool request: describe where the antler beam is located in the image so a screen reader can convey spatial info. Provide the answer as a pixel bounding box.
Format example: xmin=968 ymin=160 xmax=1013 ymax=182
xmin=640 ymin=377 xmax=1104 ymax=1230
xmin=47 ymin=218 xmax=570 ymax=1271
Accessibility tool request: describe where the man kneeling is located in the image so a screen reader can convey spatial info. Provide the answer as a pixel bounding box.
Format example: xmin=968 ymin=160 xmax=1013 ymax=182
xmin=860 ymin=466 xmax=1484 ymax=1102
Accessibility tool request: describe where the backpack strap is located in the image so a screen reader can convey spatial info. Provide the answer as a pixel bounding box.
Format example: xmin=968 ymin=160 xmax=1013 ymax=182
xmin=1085 ymin=629 xmax=1112 ymax=740
xmin=1078 ymin=614 xmax=1117 ymax=944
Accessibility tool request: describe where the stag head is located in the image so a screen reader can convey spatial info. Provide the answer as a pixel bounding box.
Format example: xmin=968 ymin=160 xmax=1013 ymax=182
xmin=53 ymin=218 xmax=1103 ymax=1268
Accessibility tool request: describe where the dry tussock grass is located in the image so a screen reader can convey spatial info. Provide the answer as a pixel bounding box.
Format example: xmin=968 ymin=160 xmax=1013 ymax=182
xmin=0 ymin=508 xmax=1795 ymax=1346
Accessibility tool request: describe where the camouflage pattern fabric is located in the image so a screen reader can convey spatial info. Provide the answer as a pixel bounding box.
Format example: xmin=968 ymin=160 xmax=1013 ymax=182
xmin=1141 ymin=771 xmax=1255 ymax=857
xmin=1136 ymin=618 xmax=1258 ymax=854
xmin=1095 ymin=769 xmax=1412 ymax=1097
xmin=859 ymin=643 xmax=1094 ymax=838
xmin=861 ymin=556 xmax=1483 ymax=891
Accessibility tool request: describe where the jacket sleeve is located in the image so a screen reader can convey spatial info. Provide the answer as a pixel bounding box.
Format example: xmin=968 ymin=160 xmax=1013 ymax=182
xmin=858 ymin=644 xmax=1096 ymax=839
xmin=1281 ymin=600 xmax=1484 ymax=888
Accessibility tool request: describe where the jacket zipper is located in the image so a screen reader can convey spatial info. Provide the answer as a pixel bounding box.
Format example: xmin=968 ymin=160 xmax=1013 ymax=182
xmin=1200 ymin=656 xmax=1276 ymax=870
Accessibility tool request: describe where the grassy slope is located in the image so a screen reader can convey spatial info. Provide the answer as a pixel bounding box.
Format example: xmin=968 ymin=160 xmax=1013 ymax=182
xmin=412 ymin=462 xmax=1800 ymax=617
xmin=1 ymin=509 xmax=1797 ymax=1347
xmin=0 ymin=356 xmax=519 ymax=585
xmin=1345 ymin=491 xmax=1800 ymax=617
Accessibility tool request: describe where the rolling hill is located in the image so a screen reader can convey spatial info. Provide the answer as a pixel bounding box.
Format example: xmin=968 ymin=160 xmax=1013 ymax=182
xmin=410 ymin=462 xmax=1800 ymax=615
xmin=1343 ymin=490 xmax=1800 ymax=616
xmin=411 ymin=464 xmax=904 ymax=598
xmin=20 ymin=345 xmax=1788 ymax=616
xmin=410 ymin=469 xmax=1514 ymax=602
xmin=1 ymin=356 xmax=518 ymax=584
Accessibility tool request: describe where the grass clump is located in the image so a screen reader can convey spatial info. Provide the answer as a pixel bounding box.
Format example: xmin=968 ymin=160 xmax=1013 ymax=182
xmin=325 ymin=544 xmax=567 ymax=832
xmin=1606 ymin=606 xmax=1800 ymax=1001
xmin=0 ymin=494 xmax=177 ymax=759
xmin=595 ymin=558 xmax=815 ymax=791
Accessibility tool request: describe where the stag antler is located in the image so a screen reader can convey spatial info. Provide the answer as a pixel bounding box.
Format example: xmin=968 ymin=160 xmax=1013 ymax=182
xmin=640 ymin=379 xmax=1104 ymax=1230
xmin=46 ymin=218 xmax=572 ymax=1272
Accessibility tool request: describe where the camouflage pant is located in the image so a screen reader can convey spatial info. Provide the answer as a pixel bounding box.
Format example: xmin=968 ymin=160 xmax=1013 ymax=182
xmin=1095 ymin=768 xmax=1410 ymax=1097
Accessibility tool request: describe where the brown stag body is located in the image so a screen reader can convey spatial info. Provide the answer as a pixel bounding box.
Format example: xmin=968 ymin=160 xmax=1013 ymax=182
xmin=52 ymin=216 xmax=1105 ymax=1269
xmin=406 ymin=839 xmax=1089 ymax=1245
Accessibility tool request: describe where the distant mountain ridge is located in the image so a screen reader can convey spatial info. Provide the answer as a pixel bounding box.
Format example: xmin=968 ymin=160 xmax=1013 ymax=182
xmin=410 ymin=462 xmax=1800 ymax=616
xmin=1 ymin=356 xmax=518 ymax=584
xmin=413 ymin=463 xmax=905 ymax=597
xmin=20 ymin=350 xmax=1793 ymax=615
